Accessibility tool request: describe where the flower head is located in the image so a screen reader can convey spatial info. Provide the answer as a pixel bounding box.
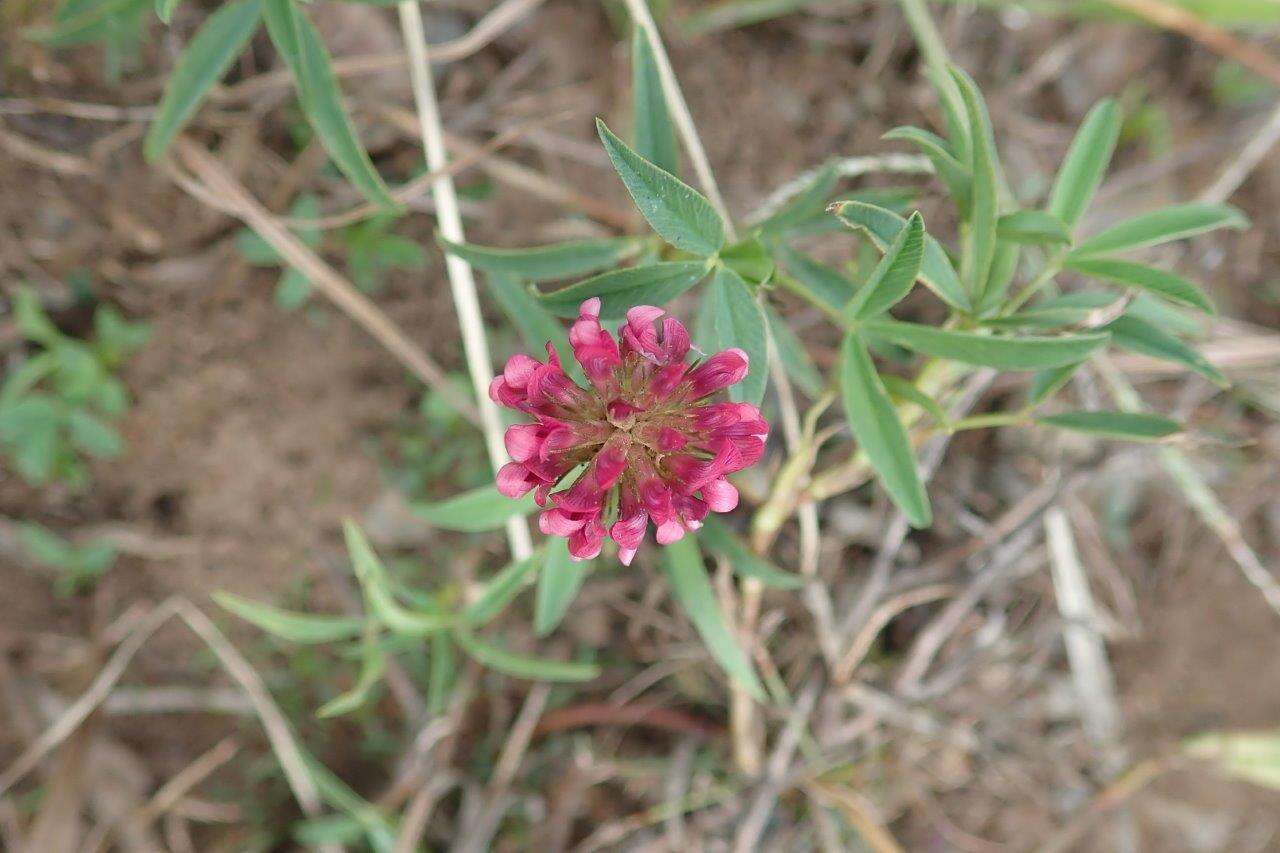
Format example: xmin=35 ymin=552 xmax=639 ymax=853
xmin=492 ymin=298 xmax=768 ymax=563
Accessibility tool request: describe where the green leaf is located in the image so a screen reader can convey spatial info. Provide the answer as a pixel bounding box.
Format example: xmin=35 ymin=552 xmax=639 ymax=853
xmin=861 ymin=319 xmax=1108 ymax=370
xmin=453 ymin=628 xmax=599 ymax=682
xmin=883 ymin=126 xmax=969 ymax=208
xmin=480 ymin=271 xmax=572 ymax=370
xmin=262 ymin=0 xmax=396 ymax=209
xmin=720 ymin=236 xmax=774 ymax=285
xmin=880 ymin=374 xmax=949 ymax=427
xmin=838 ymin=332 xmax=931 ymax=527
xmin=212 ymin=591 xmax=364 ymax=643
xmin=773 ymin=243 xmax=857 ymax=314
xmin=1048 ymin=99 xmax=1121 ymax=229
xmin=316 ymin=626 xmax=386 ymax=718
xmin=414 ymin=484 xmax=538 ymax=532
xmin=596 ymin=119 xmax=724 ymax=256
xmin=439 ymin=236 xmax=640 ymax=282
xmin=1070 ymin=203 xmax=1248 ymax=259
xmin=1105 ymin=315 xmax=1228 ymax=387
xmin=764 ymin=305 xmax=824 ymax=398
xmin=66 ymin=409 xmax=122 ymax=457
xmin=997 ymin=210 xmax=1072 ymax=246
xmin=1064 ymin=258 xmax=1215 ymax=314
xmin=1028 ymin=362 xmax=1081 ymax=406
xmin=757 ymin=162 xmax=839 ymax=237
xmin=703 ymin=267 xmax=768 ymax=406
xmin=343 ymin=521 xmax=455 ymax=636
xmin=661 ymin=536 xmax=764 ymax=699
xmin=144 ymin=0 xmax=263 ymax=161
xmin=843 ymin=211 xmax=925 ymax=321
xmin=1037 ymin=410 xmax=1181 ymax=441
xmin=1184 ymin=730 xmax=1280 ymax=791
xmin=950 ymin=67 xmax=999 ymax=301
xmin=631 ymin=27 xmax=679 ymax=176
xmin=832 ymin=201 xmax=970 ymax=312
xmin=534 ymin=261 xmax=707 ymax=320
xmin=464 ymin=552 xmax=541 ymax=627
xmin=155 ymin=0 xmax=181 ymax=23
xmin=697 ymin=518 xmax=803 ymax=589
xmin=20 ymin=523 xmax=75 ymax=567
xmin=534 ymin=537 xmax=589 ymax=637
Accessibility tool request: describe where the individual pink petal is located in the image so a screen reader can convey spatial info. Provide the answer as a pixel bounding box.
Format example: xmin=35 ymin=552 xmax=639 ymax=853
xmin=657 ymin=427 xmax=688 ymax=452
xmin=651 ymin=363 xmax=686 ymax=398
xmin=569 ymin=518 xmax=606 ymax=560
xmin=580 ymin=297 xmax=602 ymax=318
xmin=540 ymin=508 xmax=587 ymax=536
xmin=660 ymin=317 xmax=690 ymax=362
xmin=702 ymin=477 xmax=739 ymax=512
xmin=496 ymin=462 xmax=537 ymax=498
xmin=685 ymin=348 xmax=749 ymax=397
xmin=618 ymin=546 xmax=638 ymax=566
xmin=504 ymin=423 xmax=543 ymax=462
xmin=655 ymin=518 xmax=686 ymax=545
xmin=610 ymin=510 xmax=648 ymax=549
xmin=503 ymin=353 xmax=540 ymax=388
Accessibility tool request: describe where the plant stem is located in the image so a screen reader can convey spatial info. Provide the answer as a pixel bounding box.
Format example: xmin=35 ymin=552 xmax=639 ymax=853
xmin=1004 ymin=251 xmax=1066 ymax=314
xmin=396 ymin=0 xmax=533 ymax=560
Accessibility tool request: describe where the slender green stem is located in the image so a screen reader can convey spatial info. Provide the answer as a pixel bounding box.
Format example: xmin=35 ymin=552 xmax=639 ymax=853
xmin=948 ymin=411 xmax=1027 ymax=432
xmin=1003 ymin=250 xmax=1066 ymax=315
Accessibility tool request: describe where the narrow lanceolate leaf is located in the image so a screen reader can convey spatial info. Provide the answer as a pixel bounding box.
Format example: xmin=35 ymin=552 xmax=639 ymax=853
xmin=880 ymin=374 xmax=949 ymax=428
xmin=480 ymin=271 xmax=572 ymax=372
xmin=155 ymin=0 xmax=181 ymax=23
xmin=832 ymin=201 xmax=970 ymax=312
xmin=344 ymin=521 xmax=454 ymax=636
xmin=706 ymin=267 xmax=768 ymax=407
xmin=414 ymin=484 xmax=538 ymax=532
xmin=464 ymin=552 xmax=541 ymax=627
xmin=597 ymin=119 xmax=724 ymax=256
xmin=883 ymin=127 xmax=970 ymax=208
xmin=263 ymin=0 xmax=396 ymax=209
xmin=144 ymin=0 xmax=264 ymax=161
xmin=757 ymin=162 xmax=839 ymax=236
xmin=631 ymin=27 xmax=679 ymax=176
xmin=535 ymin=261 xmax=707 ymax=319
xmin=1037 ymin=411 xmax=1181 ymax=441
xmin=662 ymin=536 xmax=765 ymax=700
xmin=1065 ymin=258 xmax=1215 ymax=314
xmin=764 ymin=304 xmax=824 ymax=399
xmin=839 ymin=332 xmax=931 ymax=528
xmin=1070 ymin=203 xmax=1249 ymax=259
xmin=316 ymin=627 xmax=385 ymax=718
xmin=773 ymin=243 xmax=857 ymax=314
xmin=213 ymin=591 xmax=364 ymax=643
xmin=1048 ymin=99 xmax=1121 ymax=229
xmin=439 ymin=237 xmax=640 ymax=282
xmin=1028 ymin=362 xmax=1081 ymax=406
xmin=843 ymin=211 xmax=925 ymax=321
xmin=1106 ymin=315 xmax=1228 ymax=387
xmin=997 ymin=210 xmax=1072 ymax=246
xmin=534 ymin=537 xmax=589 ymax=637
xmin=951 ymin=67 xmax=999 ymax=301
xmin=862 ymin=319 xmax=1108 ymax=370
xmin=453 ymin=629 xmax=600 ymax=682
xmin=697 ymin=519 xmax=803 ymax=590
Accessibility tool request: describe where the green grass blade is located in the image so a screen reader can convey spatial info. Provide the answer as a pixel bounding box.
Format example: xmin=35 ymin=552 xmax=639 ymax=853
xmin=453 ymin=629 xmax=600 ymax=682
xmin=143 ymin=0 xmax=263 ymax=161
